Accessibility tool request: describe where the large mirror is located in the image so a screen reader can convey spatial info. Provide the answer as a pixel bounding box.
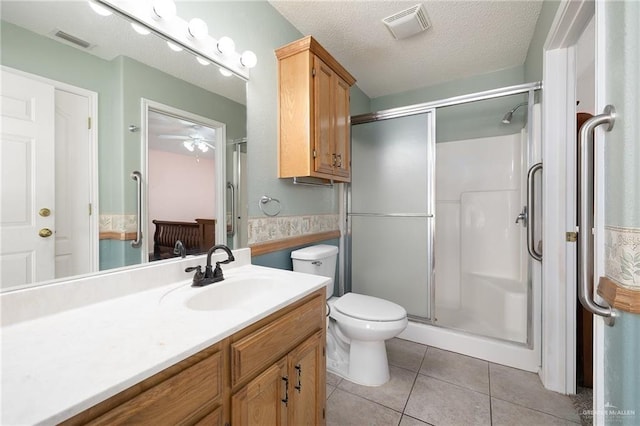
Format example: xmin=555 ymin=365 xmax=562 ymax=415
xmin=0 ymin=1 xmax=248 ymax=292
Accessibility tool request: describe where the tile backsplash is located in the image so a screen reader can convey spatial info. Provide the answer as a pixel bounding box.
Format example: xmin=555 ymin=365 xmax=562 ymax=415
xmin=248 ymin=214 xmax=340 ymax=245
xmin=605 ymin=225 xmax=640 ymax=289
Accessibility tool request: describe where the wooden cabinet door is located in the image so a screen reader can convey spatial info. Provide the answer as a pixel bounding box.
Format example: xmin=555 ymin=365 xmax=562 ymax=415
xmin=232 ymin=357 xmax=288 ymax=426
xmin=288 ymin=331 xmax=325 ymax=426
xmin=333 ymin=75 xmax=351 ymax=181
xmin=313 ymin=55 xmax=336 ymax=176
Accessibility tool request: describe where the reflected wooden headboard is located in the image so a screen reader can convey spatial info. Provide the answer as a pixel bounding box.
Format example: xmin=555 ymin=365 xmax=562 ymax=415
xmin=151 ymin=218 xmax=216 ymax=260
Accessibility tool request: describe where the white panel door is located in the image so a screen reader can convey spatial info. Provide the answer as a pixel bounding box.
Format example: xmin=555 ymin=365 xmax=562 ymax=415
xmin=1 ymin=69 xmax=55 ymax=289
xmin=54 ymin=89 xmax=92 ymax=278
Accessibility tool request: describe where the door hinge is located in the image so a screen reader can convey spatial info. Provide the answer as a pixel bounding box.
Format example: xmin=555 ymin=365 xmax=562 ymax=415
xmin=313 ymin=150 xmax=317 ymax=158
xmin=322 ymin=408 xmax=326 ymax=419
xmin=323 ymin=346 xmax=326 ymax=357
xmin=566 ymin=231 xmax=578 ymax=242
xmin=88 ymin=203 xmax=92 ymax=216
xmin=88 ymin=117 xmax=92 ymax=130
xmin=312 ymin=68 xmax=316 ymax=77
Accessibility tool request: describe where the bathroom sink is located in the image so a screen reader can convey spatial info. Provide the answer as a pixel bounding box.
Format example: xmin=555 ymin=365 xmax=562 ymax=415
xmin=184 ymin=276 xmax=297 ymax=312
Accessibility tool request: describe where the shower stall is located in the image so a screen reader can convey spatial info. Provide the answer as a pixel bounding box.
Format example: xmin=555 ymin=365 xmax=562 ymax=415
xmin=347 ymin=83 xmax=543 ymax=371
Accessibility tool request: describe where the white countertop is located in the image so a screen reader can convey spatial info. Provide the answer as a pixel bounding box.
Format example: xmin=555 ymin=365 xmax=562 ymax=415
xmin=0 ymin=258 xmax=327 ymax=425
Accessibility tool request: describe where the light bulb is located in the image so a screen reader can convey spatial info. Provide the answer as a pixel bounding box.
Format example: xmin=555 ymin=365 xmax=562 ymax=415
xmin=216 ymin=36 xmax=235 ymax=55
xmin=183 ymin=141 xmax=195 ymax=152
xmin=151 ymin=0 xmax=176 ymax=20
xmin=198 ymin=142 xmax=209 ymax=153
xmin=167 ymin=41 xmax=183 ymax=52
xmin=240 ymin=50 xmax=257 ymax=69
xmin=88 ymin=1 xmax=112 ymax=16
xmin=188 ymin=18 xmax=208 ymax=40
xmin=219 ymin=68 xmax=233 ymax=77
xmin=131 ymin=23 xmax=150 ymax=35
xmin=196 ymin=57 xmax=210 ymax=66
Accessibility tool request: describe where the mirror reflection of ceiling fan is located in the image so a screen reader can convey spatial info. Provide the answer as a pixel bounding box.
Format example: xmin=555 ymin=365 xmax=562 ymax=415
xmin=158 ymin=133 xmax=215 ymax=153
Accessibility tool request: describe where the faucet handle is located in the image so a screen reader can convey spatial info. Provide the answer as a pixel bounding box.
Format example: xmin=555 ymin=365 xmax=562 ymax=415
xmin=185 ymin=265 xmax=202 ymax=274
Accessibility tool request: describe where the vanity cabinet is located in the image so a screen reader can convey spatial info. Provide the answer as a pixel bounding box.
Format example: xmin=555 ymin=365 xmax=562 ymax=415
xmin=276 ymin=36 xmax=356 ymax=183
xmin=61 ymin=289 xmax=326 ymax=426
xmin=231 ymin=332 xmax=325 ymax=425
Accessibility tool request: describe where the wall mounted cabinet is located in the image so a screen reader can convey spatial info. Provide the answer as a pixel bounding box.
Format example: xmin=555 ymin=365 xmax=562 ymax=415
xmin=276 ymin=36 xmax=356 ymax=183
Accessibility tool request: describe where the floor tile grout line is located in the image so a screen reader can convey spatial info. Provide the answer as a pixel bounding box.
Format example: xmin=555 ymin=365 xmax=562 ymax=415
xmin=488 ymin=361 xmax=493 ymax=424
xmin=415 ymin=369 xmax=491 ymax=396
xmin=334 ymin=382 xmax=406 ymax=416
xmin=490 ymin=394 xmax=583 ymax=423
xmin=399 ymin=347 xmax=428 ymax=421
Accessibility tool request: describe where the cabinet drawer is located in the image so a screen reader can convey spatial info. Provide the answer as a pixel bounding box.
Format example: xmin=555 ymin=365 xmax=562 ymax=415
xmin=90 ymin=351 xmax=222 ymax=425
xmin=231 ymin=295 xmax=323 ymax=386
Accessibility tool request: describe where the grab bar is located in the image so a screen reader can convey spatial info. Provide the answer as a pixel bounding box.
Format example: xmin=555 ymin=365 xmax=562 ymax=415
xmin=578 ymin=105 xmax=616 ymax=326
xmin=131 ymin=171 xmax=142 ymax=248
xmin=227 ymin=182 xmax=236 ymax=237
xmin=527 ymin=163 xmax=542 ymax=261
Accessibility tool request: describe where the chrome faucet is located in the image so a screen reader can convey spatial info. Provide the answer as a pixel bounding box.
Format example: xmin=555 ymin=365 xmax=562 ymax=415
xmin=185 ymin=244 xmax=235 ymax=287
xmin=173 ymin=240 xmax=186 ymax=258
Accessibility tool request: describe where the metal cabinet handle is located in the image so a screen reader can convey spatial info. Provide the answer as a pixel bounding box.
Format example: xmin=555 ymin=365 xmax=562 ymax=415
xmin=281 ymin=376 xmax=289 ymax=405
xmin=227 ymin=182 xmax=236 ymax=237
xmin=294 ymin=364 xmax=302 ymax=392
xmin=578 ymin=105 xmax=616 ymax=326
xmin=131 ymin=171 xmax=142 ymax=248
xmin=527 ymin=163 xmax=543 ymax=261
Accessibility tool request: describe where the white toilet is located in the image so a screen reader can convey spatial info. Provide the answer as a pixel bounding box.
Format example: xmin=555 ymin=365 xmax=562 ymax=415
xmin=291 ymin=244 xmax=408 ymax=386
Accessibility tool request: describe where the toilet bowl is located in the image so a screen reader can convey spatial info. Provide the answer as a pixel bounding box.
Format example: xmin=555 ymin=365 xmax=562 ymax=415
xmin=291 ymin=244 xmax=408 ymax=386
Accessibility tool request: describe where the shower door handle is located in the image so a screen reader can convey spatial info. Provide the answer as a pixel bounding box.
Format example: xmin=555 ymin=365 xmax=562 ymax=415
xmin=227 ymin=182 xmax=236 ymax=237
xmin=578 ymin=105 xmax=616 ymax=325
xmin=131 ymin=171 xmax=143 ymax=248
xmin=526 ymin=163 xmax=542 ymax=261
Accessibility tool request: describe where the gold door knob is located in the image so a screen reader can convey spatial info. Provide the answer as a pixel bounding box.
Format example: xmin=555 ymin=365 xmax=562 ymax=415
xmin=38 ymin=228 xmax=53 ymax=238
xmin=39 ymin=208 xmax=51 ymax=217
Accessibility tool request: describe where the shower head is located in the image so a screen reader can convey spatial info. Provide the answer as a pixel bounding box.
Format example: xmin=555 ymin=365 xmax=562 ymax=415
xmin=502 ymin=102 xmax=527 ymax=124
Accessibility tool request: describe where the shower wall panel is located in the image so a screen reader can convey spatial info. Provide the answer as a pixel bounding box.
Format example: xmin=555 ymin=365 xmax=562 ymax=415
xmin=435 ymin=132 xmax=526 ymax=341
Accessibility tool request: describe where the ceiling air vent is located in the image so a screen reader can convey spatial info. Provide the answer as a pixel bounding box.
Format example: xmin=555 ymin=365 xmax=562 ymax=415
xmin=53 ymin=30 xmax=92 ymax=49
xmin=382 ymin=4 xmax=431 ymax=40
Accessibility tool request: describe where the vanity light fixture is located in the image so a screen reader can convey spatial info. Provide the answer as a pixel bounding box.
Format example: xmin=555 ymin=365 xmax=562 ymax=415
xmin=166 ymin=41 xmax=183 ymax=52
xmin=240 ymin=51 xmax=258 ymax=69
xmin=131 ymin=22 xmax=151 ymax=35
xmin=151 ymin=0 xmax=176 ymax=20
xmin=187 ymin=18 xmax=209 ymax=40
xmin=216 ymin=36 xmax=235 ymax=56
xmin=92 ymin=1 xmax=258 ymax=78
xmin=87 ymin=0 xmax=112 ymax=16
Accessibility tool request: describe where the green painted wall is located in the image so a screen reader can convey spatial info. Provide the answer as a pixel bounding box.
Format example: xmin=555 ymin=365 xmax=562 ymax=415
xmin=524 ymin=0 xmax=561 ymax=82
xmin=252 ymin=238 xmax=340 ymax=296
xmin=367 ymin=65 xmax=528 ymax=143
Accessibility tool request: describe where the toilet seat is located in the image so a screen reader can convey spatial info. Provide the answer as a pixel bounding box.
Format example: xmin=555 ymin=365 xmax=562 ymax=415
xmin=333 ymin=293 xmax=406 ymax=322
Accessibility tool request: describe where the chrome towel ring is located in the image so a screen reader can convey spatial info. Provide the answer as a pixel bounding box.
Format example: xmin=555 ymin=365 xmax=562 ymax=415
xmin=259 ymin=195 xmax=282 ymax=217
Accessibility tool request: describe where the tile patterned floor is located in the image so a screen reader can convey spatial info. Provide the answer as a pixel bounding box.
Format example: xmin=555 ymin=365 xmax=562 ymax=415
xmin=326 ymin=338 xmax=583 ymax=426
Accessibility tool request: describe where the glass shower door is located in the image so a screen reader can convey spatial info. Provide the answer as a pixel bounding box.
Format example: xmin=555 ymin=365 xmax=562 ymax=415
xmin=348 ymin=112 xmax=435 ymax=320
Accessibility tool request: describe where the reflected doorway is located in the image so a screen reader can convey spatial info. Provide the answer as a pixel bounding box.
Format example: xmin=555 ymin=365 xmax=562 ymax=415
xmin=142 ymin=101 xmax=226 ymax=263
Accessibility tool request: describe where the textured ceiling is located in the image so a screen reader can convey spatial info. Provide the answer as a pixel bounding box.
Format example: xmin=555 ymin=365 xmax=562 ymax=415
xmin=269 ymin=1 xmax=543 ymax=99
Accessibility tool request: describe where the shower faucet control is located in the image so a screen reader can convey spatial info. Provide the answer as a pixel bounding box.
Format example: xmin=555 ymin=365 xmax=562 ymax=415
xmin=515 ymin=206 xmax=527 ymax=227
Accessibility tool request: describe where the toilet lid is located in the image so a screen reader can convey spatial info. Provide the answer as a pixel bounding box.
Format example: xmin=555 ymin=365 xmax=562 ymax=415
xmin=333 ymin=293 xmax=407 ymax=321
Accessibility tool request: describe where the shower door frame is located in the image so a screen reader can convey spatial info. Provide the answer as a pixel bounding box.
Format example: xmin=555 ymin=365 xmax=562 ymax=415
xmin=346 ymin=111 xmax=437 ymax=322
xmin=345 ymin=81 xmax=543 ymax=371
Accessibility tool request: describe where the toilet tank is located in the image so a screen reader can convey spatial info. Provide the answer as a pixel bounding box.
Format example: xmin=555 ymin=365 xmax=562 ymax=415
xmin=291 ymin=244 xmax=338 ymax=298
